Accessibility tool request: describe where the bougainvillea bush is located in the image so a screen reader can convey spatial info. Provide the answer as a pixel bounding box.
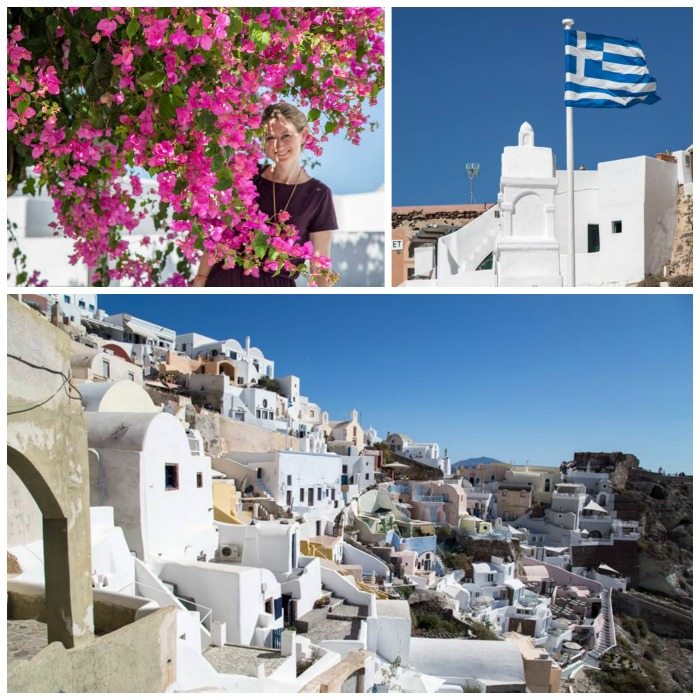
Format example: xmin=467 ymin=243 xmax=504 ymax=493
xmin=7 ymin=7 xmax=384 ymax=286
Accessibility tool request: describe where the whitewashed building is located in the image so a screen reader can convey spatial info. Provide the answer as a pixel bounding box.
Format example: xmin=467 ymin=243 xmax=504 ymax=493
xmin=403 ymin=123 xmax=690 ymax=287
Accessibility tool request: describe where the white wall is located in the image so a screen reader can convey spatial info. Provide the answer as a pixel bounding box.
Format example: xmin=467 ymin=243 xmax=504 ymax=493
xmin=159 ymin=561 xmax=281 ymax=646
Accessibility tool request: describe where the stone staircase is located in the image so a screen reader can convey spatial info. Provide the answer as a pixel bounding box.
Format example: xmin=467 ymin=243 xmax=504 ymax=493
xmin=590 ymin=589 xmax=616 ymax=659
xmin=294 ymin=590 xmax=368 ymax=644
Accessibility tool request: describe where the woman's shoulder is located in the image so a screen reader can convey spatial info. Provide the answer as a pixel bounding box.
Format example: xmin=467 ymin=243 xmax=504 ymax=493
xmin=305 ymin=177 xmax=333 ymax=196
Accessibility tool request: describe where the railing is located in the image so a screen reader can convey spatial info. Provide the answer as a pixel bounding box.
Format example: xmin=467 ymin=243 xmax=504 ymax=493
xmin=271 ymin=627 xmax=283 ymax=650
xmin=135 ymin=579 xmax=213 ymax=629
xmin=413 ymin=495 xmax=449 ymax=503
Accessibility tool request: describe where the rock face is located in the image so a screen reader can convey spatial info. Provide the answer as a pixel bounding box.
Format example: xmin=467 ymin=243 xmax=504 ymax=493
xmin=624 ymin=469 xmax=693 ymax=602
xmin=571 ymin=451 xmax=639 ymax=491
xmin=667 ymin=190 xmax=693 ymax=277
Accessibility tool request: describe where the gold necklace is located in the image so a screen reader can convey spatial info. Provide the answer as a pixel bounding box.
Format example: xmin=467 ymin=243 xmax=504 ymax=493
xmin=271 ymin=165 xmax=302 ymax=223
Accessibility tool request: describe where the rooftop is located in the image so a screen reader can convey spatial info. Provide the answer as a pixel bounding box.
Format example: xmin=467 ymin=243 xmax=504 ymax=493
xmin=203 ymin=643 xmax=288 ymax=677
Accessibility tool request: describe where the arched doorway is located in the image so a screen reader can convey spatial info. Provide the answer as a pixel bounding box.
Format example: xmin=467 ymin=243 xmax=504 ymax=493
xmin=7 ymin=446 xmax=92 ymax=649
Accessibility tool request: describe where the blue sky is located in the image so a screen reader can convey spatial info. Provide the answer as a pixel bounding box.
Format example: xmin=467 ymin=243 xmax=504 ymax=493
xmin=98 ymin=293 xmax=693 ymax=473
xmin=310 ymin=92 xmax=384 ymax=195
xmin=393 ymin=7 xmax=692 ymax=205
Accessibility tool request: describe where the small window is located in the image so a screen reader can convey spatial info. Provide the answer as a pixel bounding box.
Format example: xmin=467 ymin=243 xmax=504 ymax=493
xmin=79 ymin=300 xmax=86 ymax=309
xmin=287 ymin=474 xmax=292 ymax=486
xmin=128 ymin=372 xmax=135 ymax=382
xmin=102 ymin=360 xmax=110 ymax=378
xmin=612 ymin=220 xmax=622 ymax=234
xmin=237 ymin=377 xmax=244 ymax=385
xmin=476 ymin=252 xmax=494 ymax=270
xmin=196 ymin=472 xmax=203 ymax=488
xmin=342 ymin=465 xmax=348 ymax=475
xmin=63 ymin=295 xmax=70 ymax=303
xmin=165 ymin=464 xmax=179 ymax=490
xmin=299 ymin=488 xmax=305 ymax=503
xmin=256 ymin=409 xmax=261 ymax=418
xmin=317 ymin=487 xmax=322 ymax=501
xmin=587 ymin=224 xmax=600 ymax=253
xmin=407 ymin=267 xmax=415 ymax=278
xmin=262 ymin=399 xmax=268 ymax=408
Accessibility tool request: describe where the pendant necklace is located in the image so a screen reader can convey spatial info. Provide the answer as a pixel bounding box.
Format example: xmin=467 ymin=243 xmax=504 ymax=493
xmin=271 ymin=165 xmax=302 ymax=223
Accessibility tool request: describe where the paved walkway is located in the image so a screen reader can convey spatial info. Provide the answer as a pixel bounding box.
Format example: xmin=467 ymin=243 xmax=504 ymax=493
xmin=7 ymin=619 xmax=48 ymax=672
xmin=203 ymin=644 xmax=288 ymax=677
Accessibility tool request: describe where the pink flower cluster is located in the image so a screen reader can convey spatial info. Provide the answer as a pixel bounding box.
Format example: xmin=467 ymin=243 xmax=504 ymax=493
xmin=7 ymin=8 xmax=385 ymax=285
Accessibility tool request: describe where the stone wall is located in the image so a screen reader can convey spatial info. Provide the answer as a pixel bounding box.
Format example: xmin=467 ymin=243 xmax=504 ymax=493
xmin=7 ymin=607 xmax=178 ymax=692
xmin=611 ymin=591 xmax=692 ymax=639
xmin=570 ymin=540 xmax=640 ymax=587
xmin=189 ymin=409 xmax=302 ymax=456
xmin=667 ymin=191 xmax=693 ymax=277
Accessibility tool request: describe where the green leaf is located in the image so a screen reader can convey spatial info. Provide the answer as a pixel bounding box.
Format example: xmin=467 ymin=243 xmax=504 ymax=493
xmin=16 ymin=95 xmax=31 ymax=116
xmin=46 ymin=14 xmax=59 ymax=36
xmin=140 ymin=71 xmax=164 ymax=89
xmin=214 ymin=169 xmax=233 ymax=191
xmin=126 ymin=19 xmax=139 ymax=39
xmin=308 ymin=108 xmax=321 ymax=122
xmin=324 ymin=120 xmax=337 ymax=134
xmin=159 ymin=93 xmax=175 ymax=121
xmin=16 ymin=271 xmax=28 ymax=285
xmin=253 ymin=231 xmax=268 ymax=260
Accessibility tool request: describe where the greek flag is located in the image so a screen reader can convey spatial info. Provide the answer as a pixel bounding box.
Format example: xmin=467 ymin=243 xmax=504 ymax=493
xmin=565 ymin=29 xmax=660 ymax=108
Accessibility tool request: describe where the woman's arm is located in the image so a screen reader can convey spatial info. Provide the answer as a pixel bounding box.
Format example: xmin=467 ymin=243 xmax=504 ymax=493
xmin=309 ymin=229 xmax=334 ymax=287
xmin=191 ymin=255 xmax=212 ymax=287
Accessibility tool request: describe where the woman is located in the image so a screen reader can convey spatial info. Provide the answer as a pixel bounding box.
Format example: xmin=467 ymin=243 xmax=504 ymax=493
xmin=193 ymin=103 xmax=337 ymax=287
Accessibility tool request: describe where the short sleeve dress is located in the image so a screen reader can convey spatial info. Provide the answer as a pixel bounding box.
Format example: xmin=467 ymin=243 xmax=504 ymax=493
xmin=205 ymin=172 xmax=338 ymax=287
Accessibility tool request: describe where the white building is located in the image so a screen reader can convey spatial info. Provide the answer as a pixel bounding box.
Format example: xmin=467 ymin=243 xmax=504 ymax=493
xmin=179 ymin=334 xmax=275 ymax=385
xmin=226 ymin=450 xmax=344 ymax=538
xmin=7 ymin=178 xmax=385 ymax=287
xmin=404 ymin=123 xmax=690 ymax=287
xmin=386 ymin=432 xmax=451 ymax=475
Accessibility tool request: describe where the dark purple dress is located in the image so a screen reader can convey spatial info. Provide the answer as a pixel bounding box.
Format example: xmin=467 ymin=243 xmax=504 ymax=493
xmin=205 ymin=172 xmax=337 ymax=287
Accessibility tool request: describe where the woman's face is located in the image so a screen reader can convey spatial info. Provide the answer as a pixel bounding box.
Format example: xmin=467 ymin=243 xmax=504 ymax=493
xmin=263 ymin=116 xmax=306 ymax=165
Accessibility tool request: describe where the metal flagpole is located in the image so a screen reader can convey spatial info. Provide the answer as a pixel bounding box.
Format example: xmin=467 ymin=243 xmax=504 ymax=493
xmin=563 ymin=18 xmax=576 ymax=287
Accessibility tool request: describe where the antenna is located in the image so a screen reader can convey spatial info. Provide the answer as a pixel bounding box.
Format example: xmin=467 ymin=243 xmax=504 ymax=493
xmin=465 ymin=163 xmax=480 ymax=204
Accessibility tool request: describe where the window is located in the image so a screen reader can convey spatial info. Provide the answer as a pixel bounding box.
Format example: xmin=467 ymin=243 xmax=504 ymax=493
xmin=262 ymin=399 xmax=268 ymax=408
xmin=128 ymin=372 xmax=135 ymax=382
xmin=196 ymin=472 xmax=203 ymax=488
xmin=476 ymin=252 xmax=494 ymax=270
xmin=487 ymin=574 xmax=495 ymax=582
xmin=365 ymin=473 xmax=370 ymax=480
xmin=317 ymin=487 xmax=322 ymax=501
xmin=612 ymin=220 xmax=622 ymax=234
xmin=181 ymin=343 xmax=187 ymax=351
xmin=286 ymin=490 xmax=292 ymax=506
xmin=78 ymin=300 xmax=86 ymax=309
xmin=256 ymin=409 xmax=261 ymax=418
xmin=342 ymin=465 xmax=348 ymax=475
xmin=237 ymin=377 xmax=243 ymax=385
xmin=407 ymin=267 xmax=415 ymax=278
xmin=587 ymin=224 xmax=600 ymax=253
xmin=299 ymin=488 xmax=305 ymax=503
xmin=287 ymin=474 xmax=292 ymax=486
xmin=63 ymin=295 xmax=70 ymax=303
xmin=102 ymin=360 xmax=110 ymax=378
xmin=165 ymin=464 xmax=179 ymax=490
xmin=89 ymin=304 xmax=95 ymax=312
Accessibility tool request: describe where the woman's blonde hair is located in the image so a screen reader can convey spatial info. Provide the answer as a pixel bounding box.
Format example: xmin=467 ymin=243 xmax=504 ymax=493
xmin=261 ymin=102 xmax=308 ymax=133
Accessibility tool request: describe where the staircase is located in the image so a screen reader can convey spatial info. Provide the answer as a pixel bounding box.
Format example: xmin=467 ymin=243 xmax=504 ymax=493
xmin=294 ymin=590 xmax=368 ymax=643
xmin=590 ymin=589 xmax=616 ymax=658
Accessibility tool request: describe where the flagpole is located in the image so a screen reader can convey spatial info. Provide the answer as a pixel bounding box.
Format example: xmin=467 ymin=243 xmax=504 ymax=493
xmin=563 ymin=18 xmax=575 ymax=287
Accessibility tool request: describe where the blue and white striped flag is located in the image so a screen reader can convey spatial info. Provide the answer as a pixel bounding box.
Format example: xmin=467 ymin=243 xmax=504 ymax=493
xmin=565 ymin=29 xmax=660 ymax=108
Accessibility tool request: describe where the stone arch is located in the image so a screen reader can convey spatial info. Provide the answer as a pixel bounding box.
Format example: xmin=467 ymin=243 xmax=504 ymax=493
xmin=7 ymin=297 xmax=94 ymax=650
xmin=511 ymin=191 xmax=545 ymax=238
xmin=7 ymin=446 xmax=89 ymax=649
xmin=301 ymin=649 xmax=372 ymax=692
xmin=217 ymin=360 xmax=236 ymax=381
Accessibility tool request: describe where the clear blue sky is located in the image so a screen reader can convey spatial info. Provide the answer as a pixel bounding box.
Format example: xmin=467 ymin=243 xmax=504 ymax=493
xmin=98 ymin=293 xmax=692 ymax=473
xmin=311 ymin=92 xmax=384 ymax=195
xmin=393 ymin=7 xmax=692 ymax=205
